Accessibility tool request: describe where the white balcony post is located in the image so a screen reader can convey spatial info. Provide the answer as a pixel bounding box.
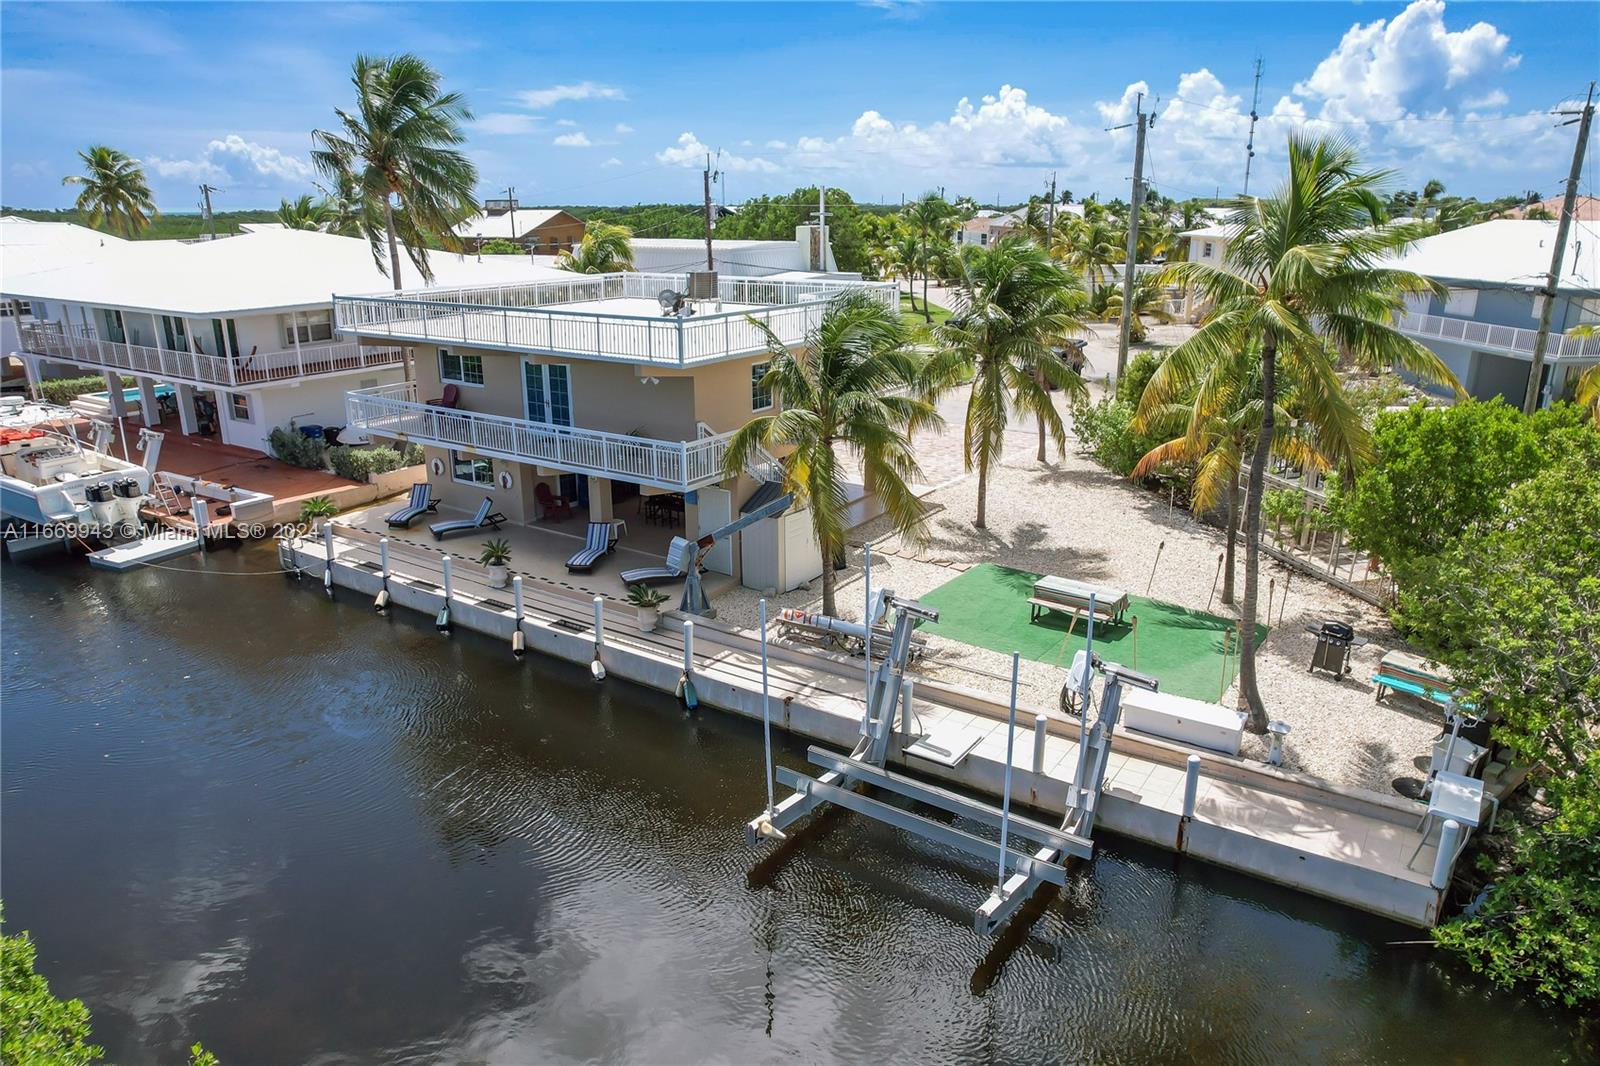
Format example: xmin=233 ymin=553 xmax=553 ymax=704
xmin=102 ymin=371 xmax=129 ymax=417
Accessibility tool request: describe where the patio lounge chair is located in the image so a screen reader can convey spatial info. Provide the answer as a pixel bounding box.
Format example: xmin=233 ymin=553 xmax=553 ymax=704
xmin=384 ymin=483 xmax=438 ymax=528
xmin=565 ymin=520 xmax=617 ymax=573
xmin=619 ymin=536 xmax=695 ymax=585
xmin=429 ymin=496 xmax=505 ymax=540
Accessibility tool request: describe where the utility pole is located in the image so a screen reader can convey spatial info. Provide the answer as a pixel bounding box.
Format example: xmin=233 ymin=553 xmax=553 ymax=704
xmin=506 ymin=185 xmax=516 ymax=242
xmin=1046 ymin=172 xmax=1057 ymax=246
xmin=198 ymin=184 xmax=219 ymax=240
xmin=1243 ymin=58 xmax=1264 ymax=195
xmin=1114 ymin=93 xmax=1150 ymax=379
xmin=702 ymin=153 xmax=716 ymax=271
xmin=1523 ymin=81 xmax=1595 ymax=415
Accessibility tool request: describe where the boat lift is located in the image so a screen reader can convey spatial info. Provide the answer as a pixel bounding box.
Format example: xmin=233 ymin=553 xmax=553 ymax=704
xmin=746 ymin=567 xmax=1160 ymax=936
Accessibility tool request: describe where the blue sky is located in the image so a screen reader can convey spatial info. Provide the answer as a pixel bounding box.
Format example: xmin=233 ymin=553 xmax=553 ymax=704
xmin=2 ymin=1 xmax=1594 ymax=212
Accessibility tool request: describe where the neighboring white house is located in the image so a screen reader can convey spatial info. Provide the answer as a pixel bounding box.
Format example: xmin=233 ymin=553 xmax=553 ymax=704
xmin=623 ymin=227 xmax=840 ymax=275
xmin=0 ymin=218 xmax=557 ymax=453
xmin=1176 ymin=223 xmax=1236 ymax=320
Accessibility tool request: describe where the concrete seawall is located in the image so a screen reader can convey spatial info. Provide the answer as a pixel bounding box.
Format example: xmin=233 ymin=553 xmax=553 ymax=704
xmin=288 ymin=533 xmax=1452 ymax=928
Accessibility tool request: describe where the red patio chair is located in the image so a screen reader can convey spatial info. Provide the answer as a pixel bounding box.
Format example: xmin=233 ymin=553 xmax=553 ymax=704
xmin=535 ymin=482 xmax=574 ymax=521
xmin=426 ymin=383 xmax=460 ymax=408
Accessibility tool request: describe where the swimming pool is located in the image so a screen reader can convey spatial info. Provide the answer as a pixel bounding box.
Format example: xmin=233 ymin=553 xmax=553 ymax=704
xmin=85 ymin=383 xmax=176 ymax=405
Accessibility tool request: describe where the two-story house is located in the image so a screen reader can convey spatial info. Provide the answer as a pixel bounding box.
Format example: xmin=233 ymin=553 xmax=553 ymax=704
xmin=1 ymin=218 xmax=548 ymax=453
xmin=1381 ymin=220 xmax=1600 ymax=406
xmin=336 ymin=269 xmax=896 ymax=585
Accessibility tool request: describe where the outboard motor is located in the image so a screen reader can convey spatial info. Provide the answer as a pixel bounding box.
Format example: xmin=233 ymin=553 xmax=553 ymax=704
xmin=112 ymin=477 xmax=145 ymax=525
xmin=85 ymin=482 xmax=119 ymax=527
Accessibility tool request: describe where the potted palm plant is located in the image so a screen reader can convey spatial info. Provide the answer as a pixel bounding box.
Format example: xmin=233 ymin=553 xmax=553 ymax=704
xmin=626 ymin=583 xmax=669 ymax=632
xmin=299 ymin=495 xmax=338 ymax=533
xmin=478 ymin=538 xmax=512 ymax=588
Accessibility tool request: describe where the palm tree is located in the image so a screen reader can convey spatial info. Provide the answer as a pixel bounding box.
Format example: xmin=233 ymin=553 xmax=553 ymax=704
xmin=61 ymin=145 xmax=156 ymax=237
xmin=276 ymin=194 xmax=331 ymax=231
xmin=556 ymin=221 xmax=634 ymax=273
xmin=723 ymin=291 xmax=938 ymax=616
xmin=891 ymin=231 xmax=922 ymax=312
xmin=317 ymin=171 xmax=371 ymax=237
xmin=907 ymin=192 xmax=957 ymax=323
xmin=1102 ymin=271 xmax=1177 ymax=343
xmin=1134 ymin=346 xmax=1369 ymax=605
xmin=311 ymin=52 xmax=479 ymax=290
xmin=926 ymin=237 xmax=1090 ymax=526
xmin=1571 ymin=326 xmax=1600 ymax=423
xmin=1158 ymin=134 xmax=1459 ymax=731
xmin=1053 ymin=214 xmax=1120 ymax=290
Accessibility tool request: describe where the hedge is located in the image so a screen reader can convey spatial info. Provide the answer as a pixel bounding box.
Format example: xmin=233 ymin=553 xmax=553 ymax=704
xmin=38 ymin=374 xmax=134 ymax=408
xmin=326 ymin=443 xmax=425 ymax=482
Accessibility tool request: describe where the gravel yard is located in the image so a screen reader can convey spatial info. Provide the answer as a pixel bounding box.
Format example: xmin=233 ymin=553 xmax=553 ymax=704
xmin=714 ymin=383 xmax=1443 ymax=798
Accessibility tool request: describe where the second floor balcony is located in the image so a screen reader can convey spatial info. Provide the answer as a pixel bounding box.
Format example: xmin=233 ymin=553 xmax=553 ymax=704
xmin=1394 ymin=310 xmax=1600 ymax=362
xmin=334 ymin=272 xmax=899 ymax=367
xmin=21 ymin=322 xmax=406 ymax=390
xmin=345 ymin=382 xmax=738 ymax=492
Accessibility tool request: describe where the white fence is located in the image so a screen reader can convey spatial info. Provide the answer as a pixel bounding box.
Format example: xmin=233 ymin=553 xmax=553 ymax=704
xmin=333 ymin=273 xmax=899 ymax=367
xmin=345 ymin=382 xmax=734 ymax=491
xmin=21 ymin=322 xmax=405 ymax=389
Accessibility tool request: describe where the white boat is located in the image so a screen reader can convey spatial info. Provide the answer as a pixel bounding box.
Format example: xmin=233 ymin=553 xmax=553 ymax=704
xmin=0 ymin=398 xmax=156 ymax=530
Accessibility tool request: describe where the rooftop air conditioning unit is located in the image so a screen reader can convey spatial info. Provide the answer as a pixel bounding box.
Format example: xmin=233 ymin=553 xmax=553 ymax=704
xmin=687 ymin=270 xmax=719 ymax=300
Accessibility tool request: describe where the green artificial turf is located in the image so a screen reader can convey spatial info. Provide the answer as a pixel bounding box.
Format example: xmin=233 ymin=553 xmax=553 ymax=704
xmin=916 ymin=563 xmax=1269 ymax=702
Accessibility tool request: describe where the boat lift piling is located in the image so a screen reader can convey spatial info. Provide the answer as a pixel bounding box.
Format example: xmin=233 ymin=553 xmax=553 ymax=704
xmin=590 ymin=595 xmax=607 ymax=681
xmin=375 ymin=537 xmax=391 ymax=611
xmin=437 ymin=555 xmax=452 ymax=631
xmin=510 ymin=576 xmax=525 ymax=656
xmin=322 ymin=523 xmax=334 ymax=590
xmin=677 ymin=620 xmax=698 ymax=707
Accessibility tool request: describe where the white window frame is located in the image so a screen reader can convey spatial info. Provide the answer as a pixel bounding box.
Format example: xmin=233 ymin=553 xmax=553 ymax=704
xmin=284 ymin=309 xmax=334 ymax=346
xmin=1202 ymin=242 xmax=1214 ymax=259
xmin=520 ymin=359 xmax=573 ymax=427
xmin=751 ymin=361 xmax=774 ymax=412
xmin=438 ymin=348 xmax=485 ymax=387
xmin=228 ymin=392 xmax=252 ymax=423
xmin=450 ymin=449 xmax=494 ymax=487
xmin=1442 ymin=288 xmax=1478 ymax=317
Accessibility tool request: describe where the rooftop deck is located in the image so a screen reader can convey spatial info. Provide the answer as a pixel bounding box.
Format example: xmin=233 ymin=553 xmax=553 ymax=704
xmin=334 ymin=272 xmax=899 ymax=367
xmin=20 ymin=321 xmax=405 ymax=390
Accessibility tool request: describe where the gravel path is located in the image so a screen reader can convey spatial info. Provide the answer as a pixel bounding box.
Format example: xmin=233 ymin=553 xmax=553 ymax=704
xmin=715 ymin=388 xmax=1440 ymax=798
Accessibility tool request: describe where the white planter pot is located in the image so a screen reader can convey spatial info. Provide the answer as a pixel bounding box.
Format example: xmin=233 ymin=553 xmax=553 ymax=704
xmin=636 ymin=607 xmax=660 ymax=633
xmin=487 ymin=564 xmax=509 ymax=589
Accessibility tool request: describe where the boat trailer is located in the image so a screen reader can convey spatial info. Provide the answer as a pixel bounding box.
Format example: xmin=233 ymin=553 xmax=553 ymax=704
xmin=746 ymin=576 xmax=1159 ymax=936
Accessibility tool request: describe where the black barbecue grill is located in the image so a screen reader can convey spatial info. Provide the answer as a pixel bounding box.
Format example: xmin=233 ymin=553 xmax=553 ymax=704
xmin=1305 ymin=619 xmax=1366 ymax=677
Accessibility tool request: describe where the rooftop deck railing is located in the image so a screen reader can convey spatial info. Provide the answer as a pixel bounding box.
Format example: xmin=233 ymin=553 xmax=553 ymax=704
xmin=20 ymin=322 xmax=405 ymax=390
xmin=334 ymin=273 xmax=899 ymax=367
xmin=345 ymin=382 xmax=735 ymax=492
xmin=1394 ymin=310 xmax=1600 ymax=361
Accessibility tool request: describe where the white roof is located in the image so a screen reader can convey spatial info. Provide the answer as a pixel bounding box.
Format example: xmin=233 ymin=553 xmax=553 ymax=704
xmin=1379 ymin=220 xmax=1600 ymax=293
xmin=1179 ymin=223 xmax=1234 ymax=239
xmin=630 ymin=238 xmax=815 ymax=276
xmin=453 ymin=208 xmax=569 ymax=241
xmin=0 ymin=220 xmax=564 ymax=316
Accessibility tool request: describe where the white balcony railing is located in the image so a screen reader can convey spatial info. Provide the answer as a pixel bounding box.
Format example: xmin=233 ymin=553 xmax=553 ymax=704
xmin=334 ymin=272 xmax=900 ymax=367
xmin=20 ymin=322 xmax=407 ymax=389
xmin=345 ymin=382 xmax=736 ymax=492
xmin=1394 ymin=311 xmax=1600 ymax=361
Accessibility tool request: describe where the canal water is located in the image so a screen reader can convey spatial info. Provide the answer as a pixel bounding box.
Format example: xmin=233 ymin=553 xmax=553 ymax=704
xmin=2 ymin=546 xmax=1590 ymax=1064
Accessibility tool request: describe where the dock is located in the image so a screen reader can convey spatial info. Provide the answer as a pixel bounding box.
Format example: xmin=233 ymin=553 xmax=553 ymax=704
xmin=87 ymin=530 xmax=200 ymax=571
xmin=286 ymin=529 xmax=1456 ymax=928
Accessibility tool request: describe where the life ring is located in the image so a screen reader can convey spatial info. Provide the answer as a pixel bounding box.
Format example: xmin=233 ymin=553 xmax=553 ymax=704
xmin=498 ymin=469 xmax=513 ymax=491
xmin=429 ymin=457 xmax=444 ymax=476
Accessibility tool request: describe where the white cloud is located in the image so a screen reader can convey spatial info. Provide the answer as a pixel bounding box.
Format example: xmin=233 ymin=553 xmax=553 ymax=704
xmin=614 ymin=123 xmax=634 ymax=135
xmin=555 ymin=118 xmax=577 ymax=127
xmin=1293 ymin=0 xmax=1518 ymax=122
xmin=474 ymin=112 xmax=540 ymax=136
xmin=553 ymin=132 xmax=593 ymax=148
xmin=516 ymin=81 xmax=626 ymax=109
xmin=145 ymin=135 xmax=312 ymax=185
xmin=655 ymin=131 xmax=778 ymax=173
xmin=602 ymin=157 xmax=623 ymax=168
